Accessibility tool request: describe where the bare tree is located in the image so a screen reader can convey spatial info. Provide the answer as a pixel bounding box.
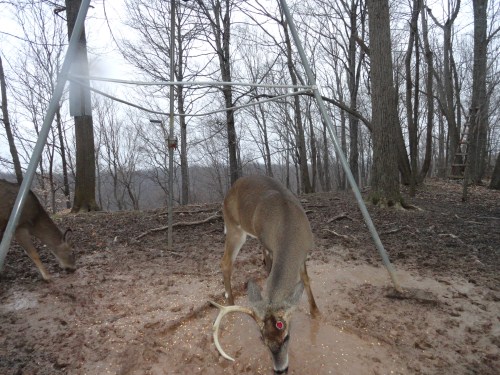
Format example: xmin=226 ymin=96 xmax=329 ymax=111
xmin=240 ymin=43 xmax=275 ymax=177
xmin=121 ymin=0 xmax=202 ymax=205
xmin=95 ymin=98 xmax=144 ymax=210
xmin=404 ymin=0 xmax=422 ymax=196
xmin=312 ymin=0 xmax=367 ymax=186
xmin=419 ymin=0 xmax=435 ymax=181
xmin=195 ymin=0 xmax=241 ymax=185
xmin=63 ymin=0 xmax=99 ymax=212
xmin=427 ymin=1 xmax=462 ymax=176
xmin=279 ymin=10 xmax=312 ymax=193
xmin=366 ymin=0 xmax=402 ymax=206
xmin=467 ymin=0 xmax=490 ymax=184
xmin=490 ymin=152 xmax=500 ymax=189
xmin=0 ymin=54 xmax=23 ymax=183
xmin=8 ymin=0 xmax=71 ymax=212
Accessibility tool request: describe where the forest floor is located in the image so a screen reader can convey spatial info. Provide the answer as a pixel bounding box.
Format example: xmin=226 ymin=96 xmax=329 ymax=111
xmin=0 ymin=178 xmax=499 ymax=375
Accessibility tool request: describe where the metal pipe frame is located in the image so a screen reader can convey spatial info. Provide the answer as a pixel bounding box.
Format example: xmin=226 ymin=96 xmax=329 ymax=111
xmin=69 ymin=76 xmax=311 ymax=118
xmin=69 ymin=74 xmax=313 ymax=90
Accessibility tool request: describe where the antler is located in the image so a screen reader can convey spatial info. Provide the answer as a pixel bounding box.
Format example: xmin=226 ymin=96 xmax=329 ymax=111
xmin=209 ymin=300 xmax=256 ymax=361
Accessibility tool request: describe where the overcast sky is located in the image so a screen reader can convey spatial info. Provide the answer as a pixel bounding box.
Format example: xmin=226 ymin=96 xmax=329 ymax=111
xmin=0 ymin=1 xmax=135 ymax=163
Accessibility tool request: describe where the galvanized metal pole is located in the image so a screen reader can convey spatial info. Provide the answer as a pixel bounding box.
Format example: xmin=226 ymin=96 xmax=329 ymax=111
xmin=0 ymin=0 xmax=92 ymax=272
xmin=279 ymin=0 xmax=403 ymax=292
xmin=167 ymin=0 xmax=176 ymax=250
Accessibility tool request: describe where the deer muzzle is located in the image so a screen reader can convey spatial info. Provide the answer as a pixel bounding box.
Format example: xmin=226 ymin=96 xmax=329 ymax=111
xmin=273 ymin=360 xmax=289 ymax=374
xmin=271 ymin=344 xmax=289 ymax=374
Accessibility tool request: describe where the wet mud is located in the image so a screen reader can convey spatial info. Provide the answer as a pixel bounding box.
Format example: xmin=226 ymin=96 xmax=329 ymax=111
xmin=0 ymin=179 xmax=499 ymax=374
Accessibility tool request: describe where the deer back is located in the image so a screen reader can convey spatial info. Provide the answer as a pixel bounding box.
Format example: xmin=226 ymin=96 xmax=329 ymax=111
xmin=1 ymin=179 xmax=55 ymax=237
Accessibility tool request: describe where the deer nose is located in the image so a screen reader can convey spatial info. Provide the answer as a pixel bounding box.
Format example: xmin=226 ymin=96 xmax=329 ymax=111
xmin=274 ymin=367 xmax=288 ymax=374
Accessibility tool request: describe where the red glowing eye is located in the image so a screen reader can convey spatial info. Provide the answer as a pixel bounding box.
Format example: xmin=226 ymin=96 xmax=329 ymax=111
xmin=276 ymin=321 xmax=284 ymax=330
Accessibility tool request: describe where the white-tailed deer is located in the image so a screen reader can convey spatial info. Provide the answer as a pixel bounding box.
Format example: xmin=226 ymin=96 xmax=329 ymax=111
xmin=0 ymin=179 xmax=76 ymax=281
xmin=210 ymin=175 xmax=319 ymax=374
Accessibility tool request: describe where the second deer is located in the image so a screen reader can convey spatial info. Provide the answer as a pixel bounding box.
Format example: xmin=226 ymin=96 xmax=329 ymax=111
xmin=210 ymin=175 xmax=319 ymax=374
xmin=0 ymin=179 xmax=76 ymax=281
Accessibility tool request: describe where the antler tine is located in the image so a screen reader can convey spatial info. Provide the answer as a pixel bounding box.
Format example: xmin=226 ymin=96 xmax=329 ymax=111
xmin=209 ymin=300 xmax=255 ymax=362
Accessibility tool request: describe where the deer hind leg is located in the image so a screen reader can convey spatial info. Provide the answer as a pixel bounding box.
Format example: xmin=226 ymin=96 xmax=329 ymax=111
xmin=301 ymin=264 xmax=319 ymax=317
xmin=221 ymin=227 xmax=247 ymax=305
xmin=15 ymin=227 xmax=51 ymax=281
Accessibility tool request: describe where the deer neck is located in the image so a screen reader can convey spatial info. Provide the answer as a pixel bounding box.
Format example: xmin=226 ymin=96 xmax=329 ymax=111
xmin=265 ymin=241 xmax=306 ymax=305
xmin=33 ymin=210 xmax=64 ymax=248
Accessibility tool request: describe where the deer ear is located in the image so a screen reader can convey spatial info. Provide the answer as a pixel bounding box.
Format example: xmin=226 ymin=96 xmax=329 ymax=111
xmin=63 ymin=229 xmax=73 ymax=242
xmin=247 ymin=279 xmax=263 ymax=303
xmin=285 ymin=281 xmax=304 ymax=306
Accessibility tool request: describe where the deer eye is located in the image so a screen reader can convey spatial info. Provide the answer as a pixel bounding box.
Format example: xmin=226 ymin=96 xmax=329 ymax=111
xmin=283 ymin=334 xmax=290 ymax=343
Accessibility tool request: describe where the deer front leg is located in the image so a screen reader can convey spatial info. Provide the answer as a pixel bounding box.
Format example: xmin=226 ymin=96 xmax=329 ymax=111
xmin=15 ymin=227 xmax=51 ymax=281
xmin=221 ymin=228 xmax=246 ymax=305
xmin=301 ymin=264 xmax=319 ymax=317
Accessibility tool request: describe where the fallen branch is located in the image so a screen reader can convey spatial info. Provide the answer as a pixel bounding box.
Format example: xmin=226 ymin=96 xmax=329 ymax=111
xmin=167 ymin=207 xmax=220 ymax=215
xmin=327 ymin=212 xmax=353 ymax=223
xmin=381 ymin=226 xmax=409 ymax=235
xmin=134 ymin=213 xmax=222 ymax=240
xmin=437 ymin=233 xmax=465 ymax=244
xmin=323 ymin=228 xmax=358 ymax=243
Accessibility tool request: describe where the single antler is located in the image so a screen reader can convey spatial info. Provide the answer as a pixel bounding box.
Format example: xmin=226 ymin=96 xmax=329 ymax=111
xmin=209 ymin=300 xmax=256 ymax=361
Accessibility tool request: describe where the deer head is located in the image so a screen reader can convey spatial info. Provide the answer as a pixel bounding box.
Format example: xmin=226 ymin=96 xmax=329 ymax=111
xmin=210 ymin=280 xmax=304 ymax=373
xmin=51 ymin=229 xmax=76 ymax=272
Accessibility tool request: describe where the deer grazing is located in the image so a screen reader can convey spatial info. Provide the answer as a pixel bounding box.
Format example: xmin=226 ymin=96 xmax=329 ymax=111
xmin=210 ymin=175 xmax=319 ymax=374
xmin=0 ymin=179 xmax=76 ymax=281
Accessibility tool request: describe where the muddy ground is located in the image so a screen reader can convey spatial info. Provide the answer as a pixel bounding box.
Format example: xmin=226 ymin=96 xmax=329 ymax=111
xmin=0 ymin=179 xmax=499 ymax=375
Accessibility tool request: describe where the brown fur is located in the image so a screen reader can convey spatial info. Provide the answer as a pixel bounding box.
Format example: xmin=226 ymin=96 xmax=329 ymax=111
xmin=220 ymin=175 xmax=319 ymax=372
xmin=0 ymin=179 xmax=75 ymax=280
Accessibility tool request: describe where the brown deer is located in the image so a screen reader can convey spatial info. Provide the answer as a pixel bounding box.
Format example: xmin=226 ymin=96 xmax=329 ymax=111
xmin=210 ymin=175 xmax=319 ymax=374
xmin=0 ymin=179 xmax=76 ymax=281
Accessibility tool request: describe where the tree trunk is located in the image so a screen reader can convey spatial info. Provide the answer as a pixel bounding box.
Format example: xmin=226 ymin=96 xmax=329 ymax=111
xmin=72 ymin=114 xmax=99 ymax=211
xmin=427 ymin=3 xmax=461 ymax=176
xmin=198 ymin=0 xmax=240 ymax=185
xmin=282 ymin=18 xmax=312 ymax=193
xmin=468 ymin=0 xmax=489 ymax=184
xmin=176 ymin=17 xmax=189 ymax=205
xmin=0 ymin=55 xmax=23 ymax=183
xmin=347 ymin=0 xmax=360 ymax=186
xmin=405 ymin=0 xmax=421 ymax=196
xmin=64 ymin=0 xmax=99 ymax=212
xmin=322 ymin=120 xmax=332 ymax=191
xmin=306 ymin=101 xmax=317 ymax=191
xmin=220 ymin=0 xmax=239 ymax=185
xmin=258 ymin=105 xmax=274 ymax=177
xmin=366 ymin=0 xmax=402 ymax=207
xmin=55 ymin=108 xmax=71 ymax=208
xmin=334 ymin=67 xmax=347 ymax=190
xmin=490 ymin=152 xmax=500 ymax=189
xmin=419 ymin=2 xmax=434 ymax=180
